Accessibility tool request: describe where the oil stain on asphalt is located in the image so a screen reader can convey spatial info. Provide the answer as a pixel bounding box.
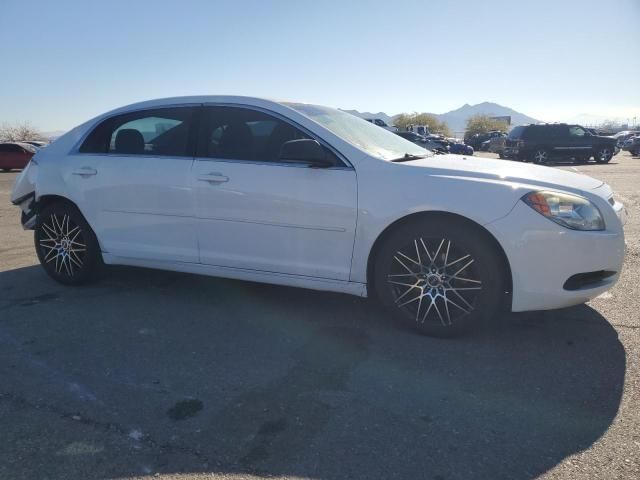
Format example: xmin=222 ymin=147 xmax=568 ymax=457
xmin=167 ymin=399 xmax=204 ymax=421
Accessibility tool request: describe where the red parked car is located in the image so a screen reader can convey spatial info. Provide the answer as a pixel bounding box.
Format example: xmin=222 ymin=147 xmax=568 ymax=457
xmin=0 ymin=142 xmax=37 ymax=171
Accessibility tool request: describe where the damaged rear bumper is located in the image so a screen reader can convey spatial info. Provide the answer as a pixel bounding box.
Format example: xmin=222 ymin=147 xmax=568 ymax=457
xmin=10 ymin=159 xmax=39 ymax=229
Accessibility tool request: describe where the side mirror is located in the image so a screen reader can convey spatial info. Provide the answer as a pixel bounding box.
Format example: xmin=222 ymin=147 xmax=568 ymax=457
xmin=279 ymin=139 xmax=333 ymax=168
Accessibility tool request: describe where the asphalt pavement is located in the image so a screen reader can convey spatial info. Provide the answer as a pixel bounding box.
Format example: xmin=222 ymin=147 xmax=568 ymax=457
xmin=0 ymin=152 xmax=638 ymax=480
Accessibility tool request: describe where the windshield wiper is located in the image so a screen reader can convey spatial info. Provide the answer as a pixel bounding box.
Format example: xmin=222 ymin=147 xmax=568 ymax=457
xmin=390 ymin=153 xmax=429 ymax=162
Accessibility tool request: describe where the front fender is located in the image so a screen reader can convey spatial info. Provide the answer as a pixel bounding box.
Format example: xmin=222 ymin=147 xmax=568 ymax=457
xmin=349 ymin=165 xmax=528 ymax=284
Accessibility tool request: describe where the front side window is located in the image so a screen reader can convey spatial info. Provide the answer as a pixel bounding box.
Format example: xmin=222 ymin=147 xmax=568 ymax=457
xmin=285 ymin=103 xmax=429 ymax=161
xmin=80 ymin=107 xmax=193 ymax=156
xmin=569 ymin=126 xmax=587 ymax=137
xmin=198 ymin=106 xmax=339 ymax=165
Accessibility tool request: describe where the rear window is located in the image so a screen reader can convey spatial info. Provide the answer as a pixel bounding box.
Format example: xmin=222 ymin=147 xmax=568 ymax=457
xmin=508 ymin=126 xmax=525 ymax=139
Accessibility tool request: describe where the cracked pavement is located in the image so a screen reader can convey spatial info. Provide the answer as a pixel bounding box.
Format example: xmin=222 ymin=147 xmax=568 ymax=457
xmin=0 ymin=152 xmax=639 ymax=479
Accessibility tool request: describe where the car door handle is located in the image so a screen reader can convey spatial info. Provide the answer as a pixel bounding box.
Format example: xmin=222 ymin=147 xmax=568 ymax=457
xmin=198 ymin=173 xmax=229 ymax=184
xmin=72 ymin=167 xmax=98 ymax=176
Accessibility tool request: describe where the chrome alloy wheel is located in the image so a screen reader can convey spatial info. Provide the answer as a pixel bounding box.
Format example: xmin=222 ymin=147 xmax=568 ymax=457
xmin=38 ymin=213 xmax=87 ymax=277
xmin=533 ymin=150 xmax=548 ymax=164
xmin=596 ymin=148 xmax=612 ymax=163
xmin=387 ymin=238 xmax=482 ymax=327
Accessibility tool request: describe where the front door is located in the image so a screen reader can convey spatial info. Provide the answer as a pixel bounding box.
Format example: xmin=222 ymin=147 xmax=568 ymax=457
xmin=566 ymin=125 xmax=594 ymax=159
xmin=193 ymin=106 xmax=358 ymax=281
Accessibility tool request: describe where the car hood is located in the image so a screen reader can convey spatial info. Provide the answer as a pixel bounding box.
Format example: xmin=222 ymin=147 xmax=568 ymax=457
xmin=402 ymin=154 xmax=604 ymax=192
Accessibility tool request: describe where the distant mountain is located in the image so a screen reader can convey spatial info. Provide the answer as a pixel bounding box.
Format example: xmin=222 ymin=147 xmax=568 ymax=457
xmin=340 ymin=110 xmax=394 ymax=125
xmin=342 ymin=102 xmax=540 ymax=134
xmin=437 ymin=102 xmax=540 ymax=134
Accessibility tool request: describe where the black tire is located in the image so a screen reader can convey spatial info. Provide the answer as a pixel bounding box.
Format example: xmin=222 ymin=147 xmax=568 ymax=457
xmin=2 ymin=168 xmax=11 ymax=172
xmin=35 ymin=202 xmax=103 ymax=285
xmin=594 ymin=146 xmax=613 ymax=164
xmin=531 ymin=149 xmax=549 ymax=164
xmin=373 ymin=218 xmax=506 ymax=337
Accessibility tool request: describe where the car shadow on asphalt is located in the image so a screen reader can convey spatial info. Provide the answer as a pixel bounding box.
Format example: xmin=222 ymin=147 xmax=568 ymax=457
xmin=0 ymin=265 xmax=626 ymax=480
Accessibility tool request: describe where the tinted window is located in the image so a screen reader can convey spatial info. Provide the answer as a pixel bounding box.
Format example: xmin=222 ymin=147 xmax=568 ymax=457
xmin=198 ymin=106 xmax=338 ymax=165
xmin=525 ymin=125 xmax=568 ymax=140
xmin=508 ymin=126 xmax=525 ymax=139
xmin=80 ymin=107 xmax=194 ymax=156
xmin=0 ymin=144 xmax=23 ymax=153
xmin=569 ymin=126 xmax=587 ymax=137
xmin=530 ymin=125 xmax=567 ymax=139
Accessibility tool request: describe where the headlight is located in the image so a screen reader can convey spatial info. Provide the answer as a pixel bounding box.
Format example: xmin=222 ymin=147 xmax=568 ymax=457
xmin=522 ymin=191 xmax=605 ymax=231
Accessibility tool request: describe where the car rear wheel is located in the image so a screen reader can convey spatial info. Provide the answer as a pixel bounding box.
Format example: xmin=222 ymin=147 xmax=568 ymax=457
xmin=35 ymin=203 xmax=102 ymax=285
xmin=532 ymin=149 xmax=549 ymax=164
xmin=2 ymin=168 xmax=11 ymax=172
xmin=595 ymin=147 xmax=613 ymax=164
xmin=373 ymin=218 xmax=505 ymax=337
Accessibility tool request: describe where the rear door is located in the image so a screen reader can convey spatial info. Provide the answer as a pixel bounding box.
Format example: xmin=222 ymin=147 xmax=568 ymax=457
xmin=71 ymin=106 xmax=199 ymax=262
xmin=543 ymin=125 xmax=569 ymax=157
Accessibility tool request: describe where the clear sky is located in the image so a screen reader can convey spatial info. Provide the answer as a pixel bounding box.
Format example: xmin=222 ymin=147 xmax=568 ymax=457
xmin=1 ymin=0 xmax=638 ymax=131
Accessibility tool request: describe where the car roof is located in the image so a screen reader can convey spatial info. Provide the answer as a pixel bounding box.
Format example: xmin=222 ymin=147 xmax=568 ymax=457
xmin=104 ymin=95 xmax=288 ymax=116
xmin=0 ymin=142 xmax=37 ymax=150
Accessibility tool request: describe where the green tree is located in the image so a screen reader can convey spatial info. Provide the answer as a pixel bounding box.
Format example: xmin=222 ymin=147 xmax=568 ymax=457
xmin=394 ymin=113 xmax=452 ymax=137
xmin=464 ymin=115 xmax=508 ymax=142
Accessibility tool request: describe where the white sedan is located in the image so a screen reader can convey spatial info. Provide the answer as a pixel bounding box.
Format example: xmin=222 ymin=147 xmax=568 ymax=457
xmin=11 ymin=96 xmax=626 ymax=336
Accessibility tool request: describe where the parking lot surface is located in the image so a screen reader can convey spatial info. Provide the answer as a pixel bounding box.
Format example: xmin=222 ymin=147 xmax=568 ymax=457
xmin=1 ymin=152 xmax=639 ymax=480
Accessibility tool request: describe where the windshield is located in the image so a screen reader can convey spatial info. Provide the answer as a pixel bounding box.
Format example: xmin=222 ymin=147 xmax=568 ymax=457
xmin=284 ymin=103 xmax=430 ymax=161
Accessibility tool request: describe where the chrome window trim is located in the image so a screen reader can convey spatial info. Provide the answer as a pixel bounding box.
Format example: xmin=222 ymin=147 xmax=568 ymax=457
xmin=73 ymin=102 xmax=354 ymax=170
xmin=194 ymin=156 xmax=353 ymax=171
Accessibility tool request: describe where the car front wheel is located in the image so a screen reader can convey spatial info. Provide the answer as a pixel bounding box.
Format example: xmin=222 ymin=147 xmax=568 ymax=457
xmin=373 ymin=218 xmax=506 ymax=337
xmin=35 ymin=202 xmax=102 ymax=285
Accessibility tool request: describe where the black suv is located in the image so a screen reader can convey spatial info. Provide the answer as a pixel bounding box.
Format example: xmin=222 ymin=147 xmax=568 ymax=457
xmin=503 ymin=124 xmax=619 ymax=164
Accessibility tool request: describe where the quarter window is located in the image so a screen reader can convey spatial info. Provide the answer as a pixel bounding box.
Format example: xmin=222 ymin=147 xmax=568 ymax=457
xmin=80 ymin=107 xmax=194 ymax=156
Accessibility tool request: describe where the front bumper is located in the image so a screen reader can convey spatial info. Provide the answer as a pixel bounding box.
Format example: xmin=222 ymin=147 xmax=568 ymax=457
xmin=486 ymin=199 xmax=625 ymax=312
xmin=502 ymin=147 xmax=521 ymax=160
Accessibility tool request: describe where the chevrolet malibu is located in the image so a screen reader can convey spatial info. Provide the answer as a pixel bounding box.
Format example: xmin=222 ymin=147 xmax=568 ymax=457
xmin=11 ymin=96 xmax=626 ymax=336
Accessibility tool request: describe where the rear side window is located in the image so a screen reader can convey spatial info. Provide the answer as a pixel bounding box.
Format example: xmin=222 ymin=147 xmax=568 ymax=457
xmin=521 ymin=126 xmax=543 ymax=140
xmin=80 ymin=107 xmax=194 ymax=156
